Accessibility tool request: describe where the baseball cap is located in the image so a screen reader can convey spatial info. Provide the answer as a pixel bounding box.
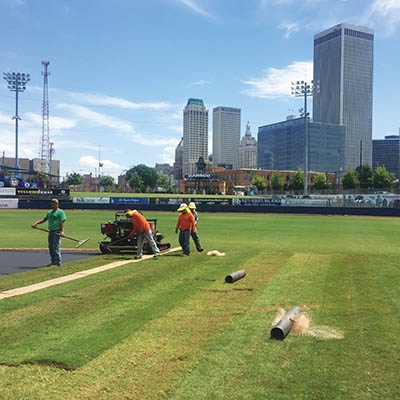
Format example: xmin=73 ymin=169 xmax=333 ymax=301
xmin=188 ymin=202 xmax=196 ymax=209
xmin=51 ymin=198 xmax=59 ymax=204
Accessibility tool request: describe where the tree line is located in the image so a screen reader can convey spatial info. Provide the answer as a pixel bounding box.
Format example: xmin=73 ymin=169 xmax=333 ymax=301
xmin=66 ymin=163 xmax=396 ymax=194
xmin=66 ymin=164 xmax=172 ymax=193
xmin=252 ymin=164 xmax=396 ymax=193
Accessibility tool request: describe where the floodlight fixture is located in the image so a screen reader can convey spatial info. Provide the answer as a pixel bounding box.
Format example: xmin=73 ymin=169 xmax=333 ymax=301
xmin=290 ymin=79 xmax=319 ymax=195
xmin=3 ymin=71 xmax=30 ymax=174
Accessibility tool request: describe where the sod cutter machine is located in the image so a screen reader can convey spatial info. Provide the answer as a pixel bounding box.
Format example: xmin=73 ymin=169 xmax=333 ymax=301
xmin=33 ymin=227 xmax=90 ymax=248
xmin=99 ymin=211 xmax=170 ymax=254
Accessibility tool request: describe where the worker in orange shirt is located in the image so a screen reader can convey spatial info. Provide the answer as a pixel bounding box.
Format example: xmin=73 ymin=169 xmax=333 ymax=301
xmin=175 ymin=203 xmax=196 ymax=256
xmin=125 ymin=209 xmax=160 ymax=259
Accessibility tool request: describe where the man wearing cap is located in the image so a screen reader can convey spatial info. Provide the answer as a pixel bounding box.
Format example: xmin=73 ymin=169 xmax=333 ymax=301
xmin=125 ymin=209 xmax=160 ymax=259
xmin=188 ymin=202 xmax=204 ymax=252
xmin=32 ymin=198 xmax=66 ymax=267
xmin=175 ymin=203 xmax=196 ymax=256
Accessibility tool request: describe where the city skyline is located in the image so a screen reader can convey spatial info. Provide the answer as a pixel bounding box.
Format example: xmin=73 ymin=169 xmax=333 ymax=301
xmin=0 ymin=0 xmax=399 ymax=179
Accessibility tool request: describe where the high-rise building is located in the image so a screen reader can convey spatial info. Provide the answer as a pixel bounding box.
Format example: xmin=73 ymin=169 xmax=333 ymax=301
xmin=372 ymin=135 xmax=400 ymax=178
xmin=239 ymin=121 xmax=257 ymax=169
xmin=212 ymin=106 xmax=241 ymax=169
xmin=257 ymin=117 xmax=345 ymax=173
xmin=313 ymin=23 xmax=374 ymax=171
xmin=183 ymin=98 xmax=208 ymax=176
xmin=173 ymin=137 xmax=183 ymax=181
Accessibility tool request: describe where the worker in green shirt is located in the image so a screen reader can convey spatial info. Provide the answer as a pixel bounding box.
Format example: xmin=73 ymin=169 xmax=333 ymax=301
xmin=32 ymin=198 xmax=66 ymax=266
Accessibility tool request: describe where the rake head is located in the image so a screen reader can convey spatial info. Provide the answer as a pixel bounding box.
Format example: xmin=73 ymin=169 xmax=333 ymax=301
xmin=75 ymin=237 xmax=90 ymax=248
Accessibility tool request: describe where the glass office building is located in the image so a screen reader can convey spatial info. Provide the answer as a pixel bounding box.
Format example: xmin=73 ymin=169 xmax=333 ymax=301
xmin=257 ymin=117 xmax=345 ymax=173
xmin=313 ymin=23 xmax=374 ymax=171
xmin=372 ymin=135 xmax=400 ymax=178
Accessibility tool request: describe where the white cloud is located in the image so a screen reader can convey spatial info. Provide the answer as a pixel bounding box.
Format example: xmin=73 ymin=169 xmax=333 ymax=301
xmin=57 ymin=104 xmax=134 ymax=133
xmin=78 ymin=155 xmax=122 ymax=173
xmin=277 ymin=21 xmax=301 ymax=38
xmin=63 ymin=91 xmax=172 ymax=110
xmin=188 ymin=80 xmax=210 ymax=87
xmin=25 ymin=112 xmax=77 ymax=131
xmin=159 ymin=146 xmax=176 ymax=165
xmin=0 ymin=114 xmax=14 ymax=125
xmin=242 ymin=61 xmax=313 ymax=99
xmin=363 ymin=0 xmax=400 ymax=37
xmin=178 ymin=0 xmax=214 ymax=19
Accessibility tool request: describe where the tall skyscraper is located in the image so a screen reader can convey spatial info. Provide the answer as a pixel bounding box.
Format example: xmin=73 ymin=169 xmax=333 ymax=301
xmin=183 ymin=98 xmax=208 ymax=176
xmin=239 ymin=121 xmax=257 ymax=169
xmin=212 ymin=106 xmax=241 ymax=169
xmin=313 ymin=23 xmax=374 ymax=171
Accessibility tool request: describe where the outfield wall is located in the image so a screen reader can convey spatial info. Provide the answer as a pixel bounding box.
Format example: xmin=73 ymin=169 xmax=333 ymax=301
xmin=17 ymin=197 xmax=400 ymax=217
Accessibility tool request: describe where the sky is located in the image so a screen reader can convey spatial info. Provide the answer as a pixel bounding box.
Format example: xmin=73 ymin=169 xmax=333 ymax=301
xmin=0 ymin=0 xmax=399 ymax=180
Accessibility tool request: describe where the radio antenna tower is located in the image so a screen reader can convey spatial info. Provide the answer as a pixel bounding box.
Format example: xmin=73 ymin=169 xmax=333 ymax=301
xmin=40 ymin=60 xmax=50 ymax=162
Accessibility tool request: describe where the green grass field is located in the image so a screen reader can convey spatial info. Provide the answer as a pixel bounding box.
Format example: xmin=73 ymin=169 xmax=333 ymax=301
xmin=0 ymin=209 xmax=399 ymax=399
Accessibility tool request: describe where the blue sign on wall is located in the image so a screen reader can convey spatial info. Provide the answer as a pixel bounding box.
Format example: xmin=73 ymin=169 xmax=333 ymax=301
xmin=110 ymin=197 xmax=149 ymax=205
xmin=234 ymin=198 xmax=281 ymax=206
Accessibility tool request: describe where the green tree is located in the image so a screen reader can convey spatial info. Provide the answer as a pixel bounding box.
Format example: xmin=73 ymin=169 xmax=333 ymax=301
xmin=126 ymin=164 xmax=158 ymax=192
xmin=66 ymin=172 xmax=83 ymax=190
xmin=156 ymin=176 xmax=173 ymax=193
xmin=371 ymin=166 xmax=395 ymax=189
xmin=127 ymin=171 xmax=144 ymax=193
xmin=289 ymin=169 xmax=304 ymax=191
xmin=99 ymin=175 xmax=115 ymax=191
xmin=252 ymin=175 xmax=267 ymax=192
xmin=313 ymin=173 xmax=331 ymax=190
xmin=270 ymin=173 xmax=284 ymax=191
xmin=341 ymin=169 xmax=359 ymax=189
xmin=355 ymin=164 xmax=373 ymax=189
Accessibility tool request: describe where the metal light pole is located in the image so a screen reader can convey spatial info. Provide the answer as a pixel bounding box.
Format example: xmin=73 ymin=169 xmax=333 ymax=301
xmin=3 ymin=72 xmax=30 ymax=175
xmin=291 ymin=80 xmax=318 ymax=195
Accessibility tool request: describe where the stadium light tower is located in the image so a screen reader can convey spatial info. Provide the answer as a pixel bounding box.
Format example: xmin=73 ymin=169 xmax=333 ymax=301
xmin=291 ymin=80 xmax=319 ymax=195
xmin=3 ymin=72 xmax=30 ymax=175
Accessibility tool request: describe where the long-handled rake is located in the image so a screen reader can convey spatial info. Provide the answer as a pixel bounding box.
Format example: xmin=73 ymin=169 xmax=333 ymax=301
xmin=33 ymin=227 xmax=90 ymax=248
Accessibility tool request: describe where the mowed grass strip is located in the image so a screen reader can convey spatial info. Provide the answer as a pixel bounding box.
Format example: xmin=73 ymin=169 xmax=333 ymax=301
xmin=166 ymin=252 xmax=400 ymax=400
xmin=0 ymin=250 xmax=288 ymax=399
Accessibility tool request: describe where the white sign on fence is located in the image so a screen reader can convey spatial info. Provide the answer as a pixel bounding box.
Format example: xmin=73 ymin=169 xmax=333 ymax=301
xmin=72 ymin=197 xmax=110 ymax=204
xmin=0 ymin=188 xmax=16 ymax=196
xmin=0 ymin=198 xmax=19 ymax=209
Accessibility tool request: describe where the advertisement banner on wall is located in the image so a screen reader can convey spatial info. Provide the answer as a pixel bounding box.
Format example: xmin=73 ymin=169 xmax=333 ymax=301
xmin=234 ymin=198 xmax=282 ymax=206
xmin=0 ymin=188 xmax=16 ymax=196
xmin=109 ymin=197 xmax=149 ymax=205
xmin=148 ymin=197 xmax=184 ymax=205
xmin=72 ymin=197 xmax=110 ymax=204
xmin=0 ymin=198 xmax=19 ymax=209
xmin=190 ymin=198 xmax=233 ymax=206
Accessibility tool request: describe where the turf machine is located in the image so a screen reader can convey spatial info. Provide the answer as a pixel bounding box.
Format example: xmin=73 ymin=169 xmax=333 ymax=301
xmin=99 ymin=211 xmax=171 ymax=254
